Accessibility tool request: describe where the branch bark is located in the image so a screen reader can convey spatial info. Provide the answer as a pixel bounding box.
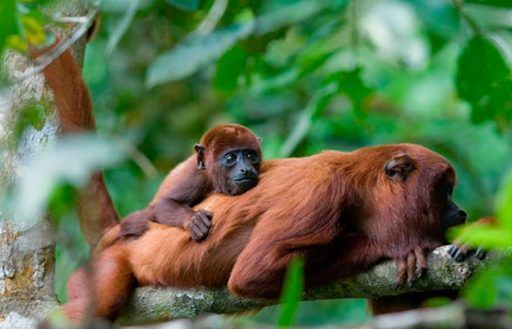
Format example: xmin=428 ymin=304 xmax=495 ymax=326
xmin=116 ymin=245 xmax=490 ymax=326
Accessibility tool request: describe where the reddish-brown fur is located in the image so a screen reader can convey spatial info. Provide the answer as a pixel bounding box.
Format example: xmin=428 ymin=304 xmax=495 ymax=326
xmin=40 ymin=43 xmax=471 ymax=324
xmin=41 ymin=36 xmax=261 ymax=245
xmin=118 ymin=123 xmax=262 ymax=241
xmin=39 ymin=44 xmax=119 ymax=247
xmin=66 ymin=144 xmax=459 ymax=322
xmin=371 ymin=216 xmax=495 ymax=315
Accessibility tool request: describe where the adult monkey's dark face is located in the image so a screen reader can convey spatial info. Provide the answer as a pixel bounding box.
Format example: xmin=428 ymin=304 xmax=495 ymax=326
xmin=437 ymin=180 xmax=467 ymax=232
xmin=220 ymin=148 xmax=260 ymax=195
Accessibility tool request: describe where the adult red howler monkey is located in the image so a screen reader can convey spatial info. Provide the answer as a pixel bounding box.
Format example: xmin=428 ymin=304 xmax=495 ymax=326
xmin=119 ymin=124 xmax=262 ymax=242
xmin=37 ymin=34 xmax=468 ymax=324
xmin=64 ymin=144 xmax=468 ymax=322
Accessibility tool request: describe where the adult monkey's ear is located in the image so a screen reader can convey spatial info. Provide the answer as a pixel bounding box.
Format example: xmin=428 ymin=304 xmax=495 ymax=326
xmin=385 ymin=154 xmax=415 ymax=181
xmin=194 ymin=144 xmax=206 ymax=170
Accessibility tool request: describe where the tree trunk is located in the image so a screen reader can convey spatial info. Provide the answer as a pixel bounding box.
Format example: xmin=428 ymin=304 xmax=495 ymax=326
xmin=0 ymin=1 xmax=86 ymax=327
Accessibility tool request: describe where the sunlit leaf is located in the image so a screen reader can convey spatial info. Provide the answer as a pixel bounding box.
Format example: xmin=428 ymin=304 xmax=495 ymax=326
xmin=456 ymin=36 xmax=512 ymax=125
xmin=13 ymin=134 xmax=126 ymax=222
xmin=146 ymin=21 xmax=254 ymax=87
xmin=496 ymin=172 xmax=512 ymax=230
xmin=21 ymin=15 xmax=46 ymax=45
xmin=6 ymin=35 xmax=28 ymax=53
xmin=361 ymin=0 xmax=429 ymax=69
xmin=451 ymin=225 xmax=512 ymax=249
xmin=277 ymin=256 xmax=304 ymax=328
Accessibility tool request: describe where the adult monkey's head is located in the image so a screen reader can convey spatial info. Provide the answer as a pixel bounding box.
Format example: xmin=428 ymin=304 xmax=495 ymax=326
xmin=353 ymin=144 xmax=467 ymax=247
xmin=194 ymin=124 xmax=262 ymax=195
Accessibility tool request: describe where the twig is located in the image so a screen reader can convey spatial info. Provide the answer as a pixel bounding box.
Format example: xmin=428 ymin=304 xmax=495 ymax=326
xmin=194 ymin=0 xmax=229 ymax=36
xmin=13 ymin=6 xmax=99 ymax=82
xmin=451 ymin=0 xmax=482 ymax=35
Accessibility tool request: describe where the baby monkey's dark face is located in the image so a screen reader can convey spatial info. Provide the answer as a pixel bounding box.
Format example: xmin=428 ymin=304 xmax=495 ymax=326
xmin=220 ymin=148 xmax=260 ymax=195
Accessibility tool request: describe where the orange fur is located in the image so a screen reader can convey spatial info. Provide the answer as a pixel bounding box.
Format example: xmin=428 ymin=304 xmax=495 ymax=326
xmin=70 ymin=144 xmax=463 ymax=321
xmin=40 ymin=41 xmax=471 ymax=323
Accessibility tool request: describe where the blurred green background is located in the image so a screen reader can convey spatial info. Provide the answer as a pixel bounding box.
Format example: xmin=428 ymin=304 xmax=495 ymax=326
xmin=2 ymin=0 xmax=512 ymax=326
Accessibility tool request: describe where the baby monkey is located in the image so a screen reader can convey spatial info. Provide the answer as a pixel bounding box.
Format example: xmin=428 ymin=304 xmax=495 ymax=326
xmin=119 ymin=124 xmax=262 ymax=241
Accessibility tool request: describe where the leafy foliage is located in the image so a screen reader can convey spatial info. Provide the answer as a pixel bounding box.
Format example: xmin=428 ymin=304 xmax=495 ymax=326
xmin=146 ymin=20 xmax=254 ymax=87
xmin=456 ymin=36 xmax=512 ymax=126
xmin=0 ymin=0 xmax=17 ymax=55
xmin=455 ymin=174 xmax=512 ymax=308
xmin=12 ymin=134 xmax=125 ymax=221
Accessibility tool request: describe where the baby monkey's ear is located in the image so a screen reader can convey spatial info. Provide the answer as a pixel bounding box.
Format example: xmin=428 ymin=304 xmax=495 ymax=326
xmin=194 ymin=144 xmax=206 ymax=170
xmin=385 ymin=154 xmax=415 ymax=181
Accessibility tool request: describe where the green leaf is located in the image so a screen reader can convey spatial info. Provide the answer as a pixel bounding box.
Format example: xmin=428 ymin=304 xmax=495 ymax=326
xmin=213 ymin=45 xmax=248 ymax=93
xmin=13 ymin=101 xmax=49 ymax=140
xmin=146 ymin=21 xmax=254 ymax=87
xmin=280 ymin=82 xmax=340 ymax=157
xmin=336 ymin=68 xmax=374 ymax=119
xmin=277 ymin=256 xmax=304 ymax=328
xmin=166 ymin=0 xmax=200 ymax=11
xmin=450 ymin=225 xmax=512 ymax=249
xmin=0 ymin=0 xmax=18 ymax=54
xmin=465 ymin=256 xmax=512 ymax=309
xmin=496 ymin=172 xmax=512 ymax=230
xmin=13 ymin=134 xmax=126 ymax=222
xmin=465 ymin=0 xmax=512 ymax=7
xmin=408 ymin=0 xmax=459 ymax=35
xmin=465 ymin=266 xmax=498 ymax=309
xmin=20 ymin=15 xmax=46 ymax=45
xmin=455 ymin=36 xmax=512 ymax=125
xmin=255 ymin=0 xmax=343 ymax=35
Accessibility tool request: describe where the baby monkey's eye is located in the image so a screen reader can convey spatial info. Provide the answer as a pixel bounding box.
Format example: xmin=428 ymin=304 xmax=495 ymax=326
xmin=224 ymin=153 xmax=237 ymax=164
xmin=245 ymin=151 xmax=259 ymax=163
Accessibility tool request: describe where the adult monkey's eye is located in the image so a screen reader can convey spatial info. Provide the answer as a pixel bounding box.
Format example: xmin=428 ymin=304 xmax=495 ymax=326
xmin=436 ymin=181 xmax=453 ymax=201
xmin=224 ymin=152 xmax=237 ymax=164
xmin=246 ymin=150 xmax=258 ymax=163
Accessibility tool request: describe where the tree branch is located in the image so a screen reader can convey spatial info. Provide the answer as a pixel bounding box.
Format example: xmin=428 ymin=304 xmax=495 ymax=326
xmin=116 ymin=245 xmax=491 ymax=326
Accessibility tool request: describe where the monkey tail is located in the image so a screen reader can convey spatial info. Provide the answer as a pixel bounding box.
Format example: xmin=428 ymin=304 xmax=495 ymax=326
xmin=93 ymin=226 xmax=121 ymax=255
xmin=64 ymin=245 xmax=135 ymax=323
xmin=93 ymin=208 xmax=153 ymax=254
xmin=39 ymin=42 xmax=121 ymax=248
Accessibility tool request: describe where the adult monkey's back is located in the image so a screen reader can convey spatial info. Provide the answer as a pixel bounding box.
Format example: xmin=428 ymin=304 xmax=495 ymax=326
xmin=65 ymin=144 xmax=468 ymax=323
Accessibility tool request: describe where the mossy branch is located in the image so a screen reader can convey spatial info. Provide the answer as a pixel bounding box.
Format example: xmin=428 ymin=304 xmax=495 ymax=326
xmin=116 ymin=245 xmax=490 ymax=326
